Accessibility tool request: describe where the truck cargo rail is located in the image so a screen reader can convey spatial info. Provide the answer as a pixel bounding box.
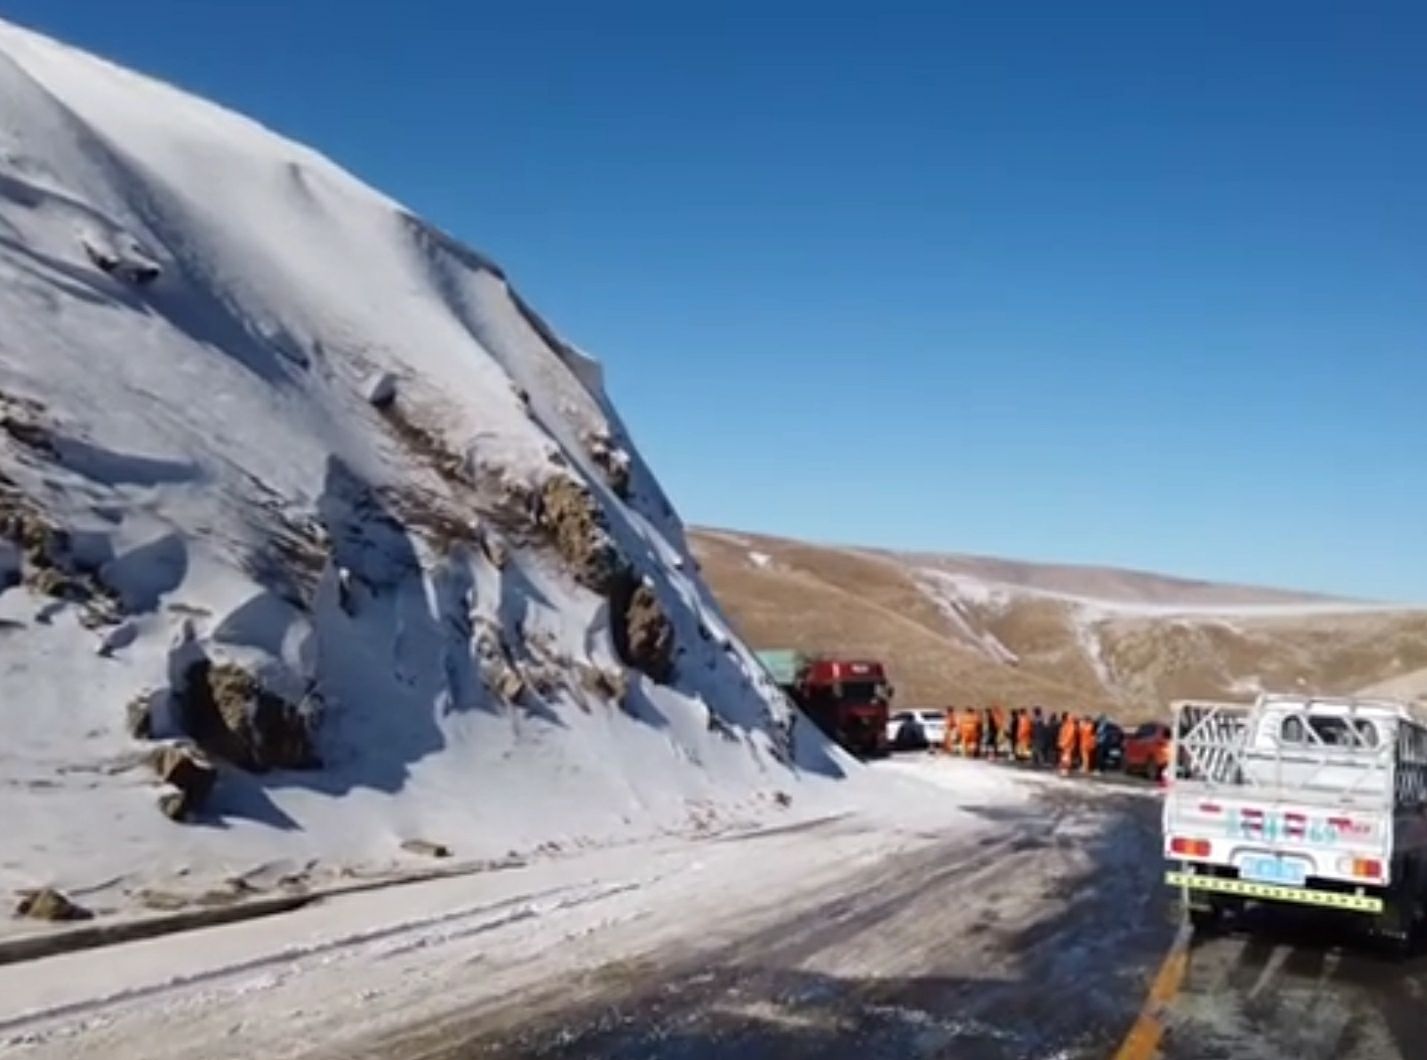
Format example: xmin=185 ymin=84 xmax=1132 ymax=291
xmin=1172 ymin=696 xmax=1427 ymax=811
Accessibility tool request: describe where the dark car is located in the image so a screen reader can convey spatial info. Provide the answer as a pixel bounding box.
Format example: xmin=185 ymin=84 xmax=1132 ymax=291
xmin=1096 ymin=721 xmax=1126 ymax=771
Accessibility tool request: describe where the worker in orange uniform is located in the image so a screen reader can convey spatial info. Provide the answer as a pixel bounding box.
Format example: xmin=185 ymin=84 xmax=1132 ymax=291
xmin=1015 ymin=709 xmax=1034 ymax=761
xmin=944 ymin=709 xmax=962 ymax=756
xmin=1058 ymin=712 xmax=1078 ymax=776
xmin=962 ymin=708 xmax=982 ymax=758
xmin=1078 ymin=715 xmax=1098 ymax=774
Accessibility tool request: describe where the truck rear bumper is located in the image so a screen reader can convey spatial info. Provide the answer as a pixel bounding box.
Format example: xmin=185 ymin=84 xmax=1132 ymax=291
xmin=1166 ymin=871 xmax=1384 ymax=914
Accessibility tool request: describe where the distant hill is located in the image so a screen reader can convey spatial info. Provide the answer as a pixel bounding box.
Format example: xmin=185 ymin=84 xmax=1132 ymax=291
xmin=692 ymin=528 xmax=1427 ymax=719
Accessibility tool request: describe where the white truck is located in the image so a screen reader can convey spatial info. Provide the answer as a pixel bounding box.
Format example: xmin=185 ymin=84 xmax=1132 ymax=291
xmin=1164 ymin=694 xmax=1427 ymax=944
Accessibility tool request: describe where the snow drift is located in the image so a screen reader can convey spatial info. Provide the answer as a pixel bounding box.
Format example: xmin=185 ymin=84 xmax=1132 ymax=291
xmin=0 ymin=19 xmax=841 ymax=922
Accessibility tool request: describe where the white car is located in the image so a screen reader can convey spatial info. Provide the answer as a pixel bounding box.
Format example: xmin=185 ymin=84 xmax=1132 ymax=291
xmin=886 ymin=709 xmax=948 ymax=750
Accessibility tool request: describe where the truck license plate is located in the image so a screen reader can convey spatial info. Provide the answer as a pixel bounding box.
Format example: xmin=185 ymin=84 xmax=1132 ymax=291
xmin=1241 ymin=856 xmax=1307 ymax=887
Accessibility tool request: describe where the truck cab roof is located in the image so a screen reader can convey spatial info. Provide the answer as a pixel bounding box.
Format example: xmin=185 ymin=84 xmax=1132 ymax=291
xmin=802 ymin=659 xmax=886 ymax=684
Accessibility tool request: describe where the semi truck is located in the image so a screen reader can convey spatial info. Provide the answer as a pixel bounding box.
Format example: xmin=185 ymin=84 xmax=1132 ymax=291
xmin=757 ymin=650 xmax=892 ymax=758
xmin=1164 ymin=694 xmax=1427 ymax=946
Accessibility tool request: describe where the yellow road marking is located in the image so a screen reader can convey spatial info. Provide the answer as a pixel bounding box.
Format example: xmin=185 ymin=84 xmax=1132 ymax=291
xmin=1112 ymin=923 xmax=1192 ymax=1060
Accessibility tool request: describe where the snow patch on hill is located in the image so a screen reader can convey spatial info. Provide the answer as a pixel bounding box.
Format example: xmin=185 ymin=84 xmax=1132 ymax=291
xmin=0 ymin=19 xmax=845 ymax=927
xmin=913 ymin=563 xmax=1409 ymax=620
xmin=914 ymin=571 xmax=1020 ymax=665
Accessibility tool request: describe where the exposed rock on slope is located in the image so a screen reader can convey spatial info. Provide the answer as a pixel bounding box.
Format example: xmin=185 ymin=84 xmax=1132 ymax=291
xmin=612 ymin=577 xmax=676 ymax=683
xmin=15 ymin=888 xmax=91 ymax=923
xmin=0 ymin=19 xmax=838 ymax=923
xmin=176 ymin=659 xmax=320 ymax=773
xmin=149 ymin=744 xmax=217 ymax=821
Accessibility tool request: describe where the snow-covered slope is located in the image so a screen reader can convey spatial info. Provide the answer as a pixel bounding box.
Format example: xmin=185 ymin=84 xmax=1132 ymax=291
xmin=0 ymin=20 xmax=842 ymax=923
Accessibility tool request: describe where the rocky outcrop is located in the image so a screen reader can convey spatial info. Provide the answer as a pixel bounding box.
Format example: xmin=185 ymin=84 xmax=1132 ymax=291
xmin=400 ymin=839 xmax=452 ymax=859
xmin=578 ymin=663 xmax=629 ymax=705
xmin=363 ymin=371 xmax=398 ymax=409
xmin=473 ymin=622 xmax=527 ymax=705
xmin=82 ymin=237 xmax=162 ymax=285
xmin=531 ymin=476 xmax=677 ymax=684
xmin=611 ymin=576 xmax=675 ymax=684
xmin=149 ymin=744 xmax=217 ymax=821
xmin=125 ymin=690 xmax=156 ymax=739
xmin=476 ymin=526 xmax=509 ymax=570
xmin=585 ymin=431 xmax=632 ymax=500
xmin=15 ymin=887 xmax=91 ymax=922
xmin=28 ymin=566 xmax=86 ymax=600
xmin=0 ymin=508 xmax=65 ymax=574
xmin=178 ymin=659 xmax=320 ymax=772
xmin=0 ymin=502 xmax=122 ymax=621
xmin=536 ymin=476 xmax=625 ymax=595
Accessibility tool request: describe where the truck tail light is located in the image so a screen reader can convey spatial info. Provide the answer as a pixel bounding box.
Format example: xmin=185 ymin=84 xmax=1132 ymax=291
xmin=1351 ymin=858 xmax=1382 ymax=880
xmin=1170 ymin=837 xmax=1211 ymax=858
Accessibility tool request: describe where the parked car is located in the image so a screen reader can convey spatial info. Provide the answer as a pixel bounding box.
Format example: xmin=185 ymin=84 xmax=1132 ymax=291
xmin=886 ymin=709 xmax=948 ymax=751
xmin=1123 ymin=721 xmax=1172 ymax=779
xmin=1097 ymin=721 xmax=1126 ymax=771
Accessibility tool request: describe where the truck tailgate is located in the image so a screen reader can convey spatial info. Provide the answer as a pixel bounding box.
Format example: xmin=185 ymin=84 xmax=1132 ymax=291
xmin=1165 ymin=789 xmax=1392 ymax=889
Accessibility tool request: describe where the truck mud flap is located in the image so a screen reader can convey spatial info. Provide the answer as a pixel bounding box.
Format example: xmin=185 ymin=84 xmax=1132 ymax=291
xmin=1165 ymin=871 xmax=1384 ymax=914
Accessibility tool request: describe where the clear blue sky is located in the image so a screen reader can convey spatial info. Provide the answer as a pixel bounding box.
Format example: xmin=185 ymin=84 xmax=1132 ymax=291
xmin=8 ymin=2 xmax=1425 ymax=600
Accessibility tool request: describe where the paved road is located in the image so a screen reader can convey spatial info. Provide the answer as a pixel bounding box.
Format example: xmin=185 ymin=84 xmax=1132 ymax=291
xmin=349 ymin=765 xmax=1427 ymax=1060
xmin=362 ymin=785 xmax=1174 ymax=1060
xmin=1163 ymin=906 xmax=1427 ymax=1060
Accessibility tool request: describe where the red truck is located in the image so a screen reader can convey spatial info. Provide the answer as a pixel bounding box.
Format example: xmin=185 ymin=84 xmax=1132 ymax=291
xmin=757 ymin=650 xmax=892 ymax=757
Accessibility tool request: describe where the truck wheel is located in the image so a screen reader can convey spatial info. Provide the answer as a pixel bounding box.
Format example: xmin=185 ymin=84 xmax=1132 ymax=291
xmin=1372 ymin=875 xmax=1417 ymax=956
xmin=1374 ymin=905 xmax=1412 ymax=955
xmin=1187 ymin=899 xmax=1224 ymax=933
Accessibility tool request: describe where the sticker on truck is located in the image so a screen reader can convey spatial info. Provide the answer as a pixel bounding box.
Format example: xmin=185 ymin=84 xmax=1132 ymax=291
xmin=1228 ymin=808 xmax=1360 ymax=846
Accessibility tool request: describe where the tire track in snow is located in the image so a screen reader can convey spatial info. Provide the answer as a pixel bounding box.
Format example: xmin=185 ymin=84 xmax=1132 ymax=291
xmin=0 ymin=878 xmax=646 ymax=1045
xmin=367 ymin=790 xmax=1173 ymax=1060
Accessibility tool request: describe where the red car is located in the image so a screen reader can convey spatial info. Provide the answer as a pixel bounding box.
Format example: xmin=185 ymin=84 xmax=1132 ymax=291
xmin=1123 ymin=721 xmax=1172 ymax=780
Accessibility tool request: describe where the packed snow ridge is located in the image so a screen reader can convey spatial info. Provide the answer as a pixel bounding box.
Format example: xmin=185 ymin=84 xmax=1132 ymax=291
xmin=0 ymin=19 xmax=843 ymax=923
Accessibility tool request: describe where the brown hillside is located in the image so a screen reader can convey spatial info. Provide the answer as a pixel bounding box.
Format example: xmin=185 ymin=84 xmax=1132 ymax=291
xmin=692 ymin=529 xmax=1427 ymax=721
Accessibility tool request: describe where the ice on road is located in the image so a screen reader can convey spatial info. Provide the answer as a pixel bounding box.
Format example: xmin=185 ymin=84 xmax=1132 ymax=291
xmin=0 ymin=759 xmax=1170 ymax=1060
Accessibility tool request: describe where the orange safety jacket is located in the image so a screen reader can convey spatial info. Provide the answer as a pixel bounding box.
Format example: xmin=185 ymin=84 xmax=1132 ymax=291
xmin=962 ymin=711 xmax=983 ymax=749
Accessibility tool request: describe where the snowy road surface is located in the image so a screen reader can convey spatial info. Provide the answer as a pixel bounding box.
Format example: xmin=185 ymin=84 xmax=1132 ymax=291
xmin=0 ymin=759 xmax=1171 ymax=1059
xmin=366 ymin=782 xmax=1170 ymax=1060
xmin=1161 ymin=906 xmax=1427 ymax=1059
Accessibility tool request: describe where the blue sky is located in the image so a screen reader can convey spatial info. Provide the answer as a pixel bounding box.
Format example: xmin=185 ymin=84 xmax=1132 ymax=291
xmin=7 ymin=2 xmax=1425 ymax=600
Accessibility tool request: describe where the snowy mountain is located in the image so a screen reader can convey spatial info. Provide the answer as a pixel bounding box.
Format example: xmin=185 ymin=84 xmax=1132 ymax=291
xmin=692 ymin=528 xmax=1427 ymax=717
xmin=0 ymin=20 xmax=842 ymax=926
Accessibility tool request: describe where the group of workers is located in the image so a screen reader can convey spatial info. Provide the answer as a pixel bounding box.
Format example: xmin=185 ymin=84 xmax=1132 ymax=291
xmin=942 ymin=706 xmax=1108 ymax=776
